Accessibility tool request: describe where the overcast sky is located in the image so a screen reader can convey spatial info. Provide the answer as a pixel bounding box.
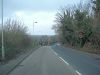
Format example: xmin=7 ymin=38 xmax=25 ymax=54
xmin=0 ymin=0 xmax=86 ymax=35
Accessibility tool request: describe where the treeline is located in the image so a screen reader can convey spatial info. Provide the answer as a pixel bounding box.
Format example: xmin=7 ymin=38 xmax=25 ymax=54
xmin=0 ymin=19 xmax=33 ymax=60
xmin=33 ymin=35 xmax=57 ymax=46
xmin=53 ymin=0 xmax=100 ymax=53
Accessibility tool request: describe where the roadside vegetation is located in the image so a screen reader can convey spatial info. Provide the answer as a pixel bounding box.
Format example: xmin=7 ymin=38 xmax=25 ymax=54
xmin=53 ymin=0 xmax=100 ymax=54
xmin=0 ymin=18 xmax=34 ymax=60
xmin=33 ymin=35 xmax=57 ymax=46
xmin=0 ymin=18 xmax=56 ymax=61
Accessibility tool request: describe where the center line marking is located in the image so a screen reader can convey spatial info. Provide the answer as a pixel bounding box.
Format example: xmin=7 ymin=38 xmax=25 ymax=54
xmin=76 ymin=70 xmax=82 ymax=75
xmin=59 ymin=57 xmax=69 ymax=65
xmin=54 ymin=52 xmax=58 ymax=56
xmin=51 ymin=49 xmax=58 ymax=56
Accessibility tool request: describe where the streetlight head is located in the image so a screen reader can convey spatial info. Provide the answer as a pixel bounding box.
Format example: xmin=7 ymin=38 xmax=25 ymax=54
xmin=34 ymin=22 xmax=38 ymax=23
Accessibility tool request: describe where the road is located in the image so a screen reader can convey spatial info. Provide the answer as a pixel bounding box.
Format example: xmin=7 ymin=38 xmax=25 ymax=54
xmin=8 ymin=45 xmax=100 ymax=75
xmin=52 ymin=45 xmax=100 ymax=75
xmin=8 ymin=46 xmax=78 ymax=75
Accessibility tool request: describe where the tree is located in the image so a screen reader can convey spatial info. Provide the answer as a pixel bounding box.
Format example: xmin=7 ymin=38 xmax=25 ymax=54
xmin=74 ymin=9 xmax=92 ymax=47
xmin=54 ymin=8 xmax=76 ymax=45
xmin=53 ymin=2 xmax=93 ymax=48
xmin=53 ymin=0 xmax=100 ymax=53
xmin=0 ymin=18 xmax=33 ymax=60
xmin=90 ymin=0 xmax=100 ymax=49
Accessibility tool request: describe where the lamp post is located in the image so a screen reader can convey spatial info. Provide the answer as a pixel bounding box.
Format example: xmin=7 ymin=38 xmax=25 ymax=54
xmin=1 ymin=0 xmax=5 ymax=60
xmin=33 ymin=21 xmax=37 ymax=35
xmin=33 ymin=21 xmax=37 ymax=46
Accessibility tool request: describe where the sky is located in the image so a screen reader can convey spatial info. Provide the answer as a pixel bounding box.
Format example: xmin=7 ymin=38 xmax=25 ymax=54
xmin=0 ymin=0 xmax=86 ymax=35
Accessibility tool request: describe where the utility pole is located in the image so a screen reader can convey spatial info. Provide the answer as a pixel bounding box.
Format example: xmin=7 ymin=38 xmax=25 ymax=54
xmin=1 ymin=0 xmax=5 ymax=60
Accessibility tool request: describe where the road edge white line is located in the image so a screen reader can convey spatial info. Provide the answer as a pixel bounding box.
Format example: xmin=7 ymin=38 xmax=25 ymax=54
xmin=50 ymin=47 xmax=82 ymax=75
xmin=51 ymin=48 xmax=58 ymax=56
xmin=76 ymin=70 xmax=82 ymax=75
xmin=54 ymin=52 xmax=58 ymax=56
xmin=59 ymin=57 xmax=69 ymax=66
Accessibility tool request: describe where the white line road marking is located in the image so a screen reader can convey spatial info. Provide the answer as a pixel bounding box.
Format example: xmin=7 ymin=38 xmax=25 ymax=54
xmin=50 ymin=47 xmax=82 ymax=75
xmin=59 ymin=57 xmax=69 ymax=66
xmin=51 ymin=49 xmax=58 ymax=56
xmin=76 ymin=70 xmax=82 ymax=75
xmin=54 ymin=52 xmax=58 ymax=56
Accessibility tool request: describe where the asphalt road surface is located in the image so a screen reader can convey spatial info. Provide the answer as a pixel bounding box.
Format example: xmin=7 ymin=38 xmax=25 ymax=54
xmin=52 ymin=45 xmax=100 ymax=75
xmin=9 ymin=46 xmax=78 ymax=75
xmin=9 ymin=45 xmax=100 ymax=75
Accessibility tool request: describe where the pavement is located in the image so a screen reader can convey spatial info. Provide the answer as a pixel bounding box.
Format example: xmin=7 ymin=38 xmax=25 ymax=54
xmin=8 ymin=46 xmax=78 ymax=75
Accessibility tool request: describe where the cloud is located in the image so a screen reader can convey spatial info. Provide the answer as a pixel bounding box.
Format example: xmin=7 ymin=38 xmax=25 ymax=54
xmin=11 ymin=11 xmax=56 ymax=35
xmin=0 ymin=0 xmax=87 ymax=35
xmin=0 ymin=0 xmax=83 ymax=17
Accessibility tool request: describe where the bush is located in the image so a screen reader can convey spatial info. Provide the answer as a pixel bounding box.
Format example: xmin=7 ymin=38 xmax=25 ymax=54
xmin=0 ymin=19 xmax=33 ymax=60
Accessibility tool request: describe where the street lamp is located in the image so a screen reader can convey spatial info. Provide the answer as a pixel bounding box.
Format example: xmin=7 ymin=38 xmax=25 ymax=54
xmin=33 ymin=21 xmax=37 ymax=46
xmin=1 ymin=0 xmax=5 ymax=60
xmin=33 ymin=21 xmax=37 ymax=35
